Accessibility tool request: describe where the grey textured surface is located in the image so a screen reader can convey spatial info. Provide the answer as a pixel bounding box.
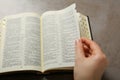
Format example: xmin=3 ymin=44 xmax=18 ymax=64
xmin=0 ymin=0 xmax=120 ymax=80
xmin=76 ymin=0 xmax=120 ymax=80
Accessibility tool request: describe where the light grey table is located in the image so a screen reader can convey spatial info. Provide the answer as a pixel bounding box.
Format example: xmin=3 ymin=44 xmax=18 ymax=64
xmin=0 ymin=0 xmax=120 ymax=80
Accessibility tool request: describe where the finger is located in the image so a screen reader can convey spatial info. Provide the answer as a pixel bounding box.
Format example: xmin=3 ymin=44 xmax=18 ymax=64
xmin=80 ymin=37 xmax=102 ymax=54
xmin=83 ymin=44 xmax=89 ymax=53
xmin=83 ymin=44 xmax=91 ymax=57
xmin=75 ymin=39 xmax=85 ymax=59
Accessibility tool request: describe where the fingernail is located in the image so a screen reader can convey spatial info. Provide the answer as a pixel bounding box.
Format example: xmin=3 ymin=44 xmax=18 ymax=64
xmin=79 ymin=39 xmax=81 ymax=43
xmin=75 ymin=39 xmax=78 ymax=45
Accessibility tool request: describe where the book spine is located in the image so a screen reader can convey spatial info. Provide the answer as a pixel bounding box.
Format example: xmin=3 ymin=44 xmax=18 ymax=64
xmin=87 ymin=16 xmax=93 ymax=40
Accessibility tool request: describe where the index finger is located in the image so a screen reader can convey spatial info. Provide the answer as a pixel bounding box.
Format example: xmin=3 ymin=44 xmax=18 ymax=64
xmin=80 ymin=38 xmax=102 ymax=54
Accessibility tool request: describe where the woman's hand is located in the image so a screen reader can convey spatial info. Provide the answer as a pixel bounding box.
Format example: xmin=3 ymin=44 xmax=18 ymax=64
xmin=74 ymin=38 xmax=108 ymax=80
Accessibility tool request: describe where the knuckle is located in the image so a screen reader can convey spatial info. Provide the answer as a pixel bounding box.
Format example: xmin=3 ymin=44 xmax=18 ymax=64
xmin=95 ymin=54 xmax=107 ymax=61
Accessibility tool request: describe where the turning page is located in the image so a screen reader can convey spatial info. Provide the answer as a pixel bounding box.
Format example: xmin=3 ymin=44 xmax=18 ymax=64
xmin=41 ymin=4 xmax=80 ymax=71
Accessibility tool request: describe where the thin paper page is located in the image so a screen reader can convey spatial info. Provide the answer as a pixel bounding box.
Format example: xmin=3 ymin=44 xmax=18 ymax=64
xmin=0 ymin=13 xmax=41 ymax=72
xmin=1 ymin=17 xmax=23 ymax=71
xmin=23 ymin=15 xmax=41 ymax=69
xmin=59 ymin=5 xmax=80 ymax=67
xmin=42 ymin=12 xmax=61 ymax=71
xmin=41 ymin=4 xmax=80 ymax=71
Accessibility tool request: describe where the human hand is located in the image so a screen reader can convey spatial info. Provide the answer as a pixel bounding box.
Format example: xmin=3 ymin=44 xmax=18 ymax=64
xmin=74 ymin=38 xmax=108 ymax=80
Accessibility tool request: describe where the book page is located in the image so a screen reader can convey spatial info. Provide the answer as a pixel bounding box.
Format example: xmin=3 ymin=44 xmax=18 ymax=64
xmin=22 ymin=14 xmax=41 ymax=70
xmin=0 ymin=13 xmax=41 ymax=73
xmin=78 ymin=13 xmax=92 ymax=39
xmin=41 ymin=4 xmax=80 ymax=71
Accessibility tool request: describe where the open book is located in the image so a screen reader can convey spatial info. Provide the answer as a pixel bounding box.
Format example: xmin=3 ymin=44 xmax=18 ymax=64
xmin=0 ymin=3 xmax=92 ymax=73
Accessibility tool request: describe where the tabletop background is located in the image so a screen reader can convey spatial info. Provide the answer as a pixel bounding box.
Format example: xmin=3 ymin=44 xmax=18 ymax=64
xmin=0 ymin=0 xmax=120 ymax=80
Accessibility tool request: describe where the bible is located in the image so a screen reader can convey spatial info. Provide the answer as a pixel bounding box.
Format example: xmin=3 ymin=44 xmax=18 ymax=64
xmin=0 ymin=3 xmax=92 ymax=74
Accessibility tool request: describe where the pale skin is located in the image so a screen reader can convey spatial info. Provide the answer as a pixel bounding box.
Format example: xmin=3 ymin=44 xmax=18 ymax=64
xmin=74 ymin=38 xmax=108 ymax=80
